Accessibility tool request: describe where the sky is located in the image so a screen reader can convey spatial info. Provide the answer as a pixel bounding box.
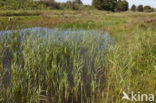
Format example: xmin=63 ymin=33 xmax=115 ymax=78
xmin=56 ymin=0 xmax=156 ymax=8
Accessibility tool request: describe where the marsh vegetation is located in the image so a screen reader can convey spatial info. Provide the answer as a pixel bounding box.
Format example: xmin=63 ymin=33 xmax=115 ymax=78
xmin=0 ymin=0 xmax=156 ymax=103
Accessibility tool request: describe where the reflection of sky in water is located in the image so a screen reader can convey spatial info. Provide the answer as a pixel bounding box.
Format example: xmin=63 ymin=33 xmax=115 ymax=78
xmin=0 ymin=27 xmax=114 ymax=49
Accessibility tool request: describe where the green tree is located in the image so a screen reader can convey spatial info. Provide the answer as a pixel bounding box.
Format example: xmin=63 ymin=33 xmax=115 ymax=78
xmin=115 ymin=0 xmax=128 ymax=12
xmin=92 ymin=0 xmax=103 ymax=10
xmin=137 ymin=5 xmax=143 ymax=12
xmin=66 ymin=1 xmax=79 ymax=10
xmin=144 ymin=5 xmax=153 ymax=12
xmin=131 ymin=4 xmax=136 ymax=11
xmin=102 ymin=0 xmax=116 ymax=11
xmin=92 ymin=0 xmax=116 ymax=11
xmin=74 ymin=0 xmax=83 ymax=4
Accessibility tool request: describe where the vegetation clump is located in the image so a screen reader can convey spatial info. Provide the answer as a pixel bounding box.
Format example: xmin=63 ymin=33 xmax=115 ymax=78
xmin=144 ymin=5 xmax=153 ymax=12
xmin=65 ymin=1 xmax=79 ymax=10
xmin=41 ymin=0 xmax=59 ymax=9
xmin=137 ymin=5 xmax=144 ymax=12
xmin=74 ymin=0 xmax=83 ymax=5
xmin=115 ymin=0 xmax=129 ymax=12
xmin=0 ymin=0 xmax=48 ymax=10
xmin=131 ymin=4 xmax=136 ymax=11
xmin=92 ymin=0 xmax=129 ymax=12
xmin=92 ymin=0 xmax=116 ymax=11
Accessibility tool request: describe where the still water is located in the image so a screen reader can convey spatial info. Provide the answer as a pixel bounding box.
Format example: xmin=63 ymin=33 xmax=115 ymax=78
xmin=0 ymin=27 xmax=114 ymax=70
xmin=0 ymin=27 xmax=113 ymax=44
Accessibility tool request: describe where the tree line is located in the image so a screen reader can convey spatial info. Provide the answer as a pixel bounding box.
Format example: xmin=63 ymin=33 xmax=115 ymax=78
xmin=92 ymin=0 xmax=154 ymax=12
xmin=0 ymin=0 xmax=154 ymax=12
xmin=131 ymin=4 xmax=154 ymax=12
xmin=92 ymin=0 xmax=128 ymax=11
xmin=0 ymin=0 xmax=84 ymax=10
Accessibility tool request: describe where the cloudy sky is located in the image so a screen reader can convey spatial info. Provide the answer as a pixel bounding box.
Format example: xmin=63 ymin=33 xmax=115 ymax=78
xmin=56 ymin=0 xmax=156 ymax=8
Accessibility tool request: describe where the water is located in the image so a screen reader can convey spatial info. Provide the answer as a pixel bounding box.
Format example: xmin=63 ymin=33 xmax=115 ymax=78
xmin=0 ymin=27 xmax=113 ymax=45
xmin=0 ymin=27 xmax=114 ymax=70
xmin=0 ymin=27 xmax=114 ymax=85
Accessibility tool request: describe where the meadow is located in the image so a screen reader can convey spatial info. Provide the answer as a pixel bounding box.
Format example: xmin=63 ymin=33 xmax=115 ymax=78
xmin=0 ymin=10 xmax=156 ymax=103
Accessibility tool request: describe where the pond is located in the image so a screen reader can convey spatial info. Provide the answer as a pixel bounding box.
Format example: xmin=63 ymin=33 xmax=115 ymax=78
xmin=0 ymin=27 xmax=114 ymax=70
xmin=0 ymin=27 xmax=114 ymax=46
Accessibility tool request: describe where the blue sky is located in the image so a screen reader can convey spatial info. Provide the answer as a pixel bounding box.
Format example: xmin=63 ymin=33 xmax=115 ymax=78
xmin=56 ymin=0 xmax=156 ymax=8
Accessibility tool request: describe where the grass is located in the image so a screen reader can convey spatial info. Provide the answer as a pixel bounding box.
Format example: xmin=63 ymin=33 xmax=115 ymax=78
xmin=0 ymin=10 xmax=43 ymax=16
xmin=0 ymin=29 xmax=108 ymax=103
xmin=0 ymin=10 xmax=156 ymax=103
xmin=103 ymin=24 xmax=156 ymax=102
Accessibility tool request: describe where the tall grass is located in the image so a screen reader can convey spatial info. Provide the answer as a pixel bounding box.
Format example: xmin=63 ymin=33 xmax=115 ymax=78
xmin=0 ymin=30 xmax=109 ymax=103
xmin=101 ymin=24 xmax=156 ymax=102
xmin=0 ymin=22 xmax=155 ymax=103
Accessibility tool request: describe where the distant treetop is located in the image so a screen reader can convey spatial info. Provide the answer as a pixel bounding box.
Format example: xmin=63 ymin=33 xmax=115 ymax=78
xmin=74 ymin=0 xmax=83 ymax=4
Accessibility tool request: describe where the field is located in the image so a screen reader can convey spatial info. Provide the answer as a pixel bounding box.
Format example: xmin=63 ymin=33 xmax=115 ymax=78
xmin=0 ymin=10 xmax=156 ymax=103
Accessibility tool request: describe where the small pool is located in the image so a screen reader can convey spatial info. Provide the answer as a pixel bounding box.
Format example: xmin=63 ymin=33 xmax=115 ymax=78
xmin=0 ymin=27 xmax=114 ymax=70
xmin=0 ymin=27 xmax=114 ymax=46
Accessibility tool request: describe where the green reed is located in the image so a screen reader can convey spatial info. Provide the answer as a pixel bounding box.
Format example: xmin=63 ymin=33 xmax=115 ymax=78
xmin=0 ymin=23 xmax=155 ymax=103
xmin=0 ymin=30 xmax=108 ymax=103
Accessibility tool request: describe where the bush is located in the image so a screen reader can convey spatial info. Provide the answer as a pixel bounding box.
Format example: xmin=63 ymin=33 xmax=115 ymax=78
xmin=66 ymin=1 xmax=79 ymax=10
xmin=102 ymin=0 xmax=116 ymax=11
xmin=74 ymin=0 xmax=83 ymax=5
xmin=0 ymin=1 xmax=5 ymax=7
xmin=41 ymin=0 xmax=60 ymax=9
xmin=144 ymin=5 xmax=153 ymax=12
xmin=137 ymin=5 xmax=143 ymax=12
xmin=131 ymin=4 xmax=136 ymax=11
xmin=115 ymin=1 xmax=129 ymax=12
xmin=92 ymin=0 xmax=116 ymax=11
xmin=92 ymin=0 xmax=102 ymax=10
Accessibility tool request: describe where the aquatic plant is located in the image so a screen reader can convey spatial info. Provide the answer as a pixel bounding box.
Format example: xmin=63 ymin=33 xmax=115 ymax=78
xmin=0 ymin=29 xmax=111 ymax=103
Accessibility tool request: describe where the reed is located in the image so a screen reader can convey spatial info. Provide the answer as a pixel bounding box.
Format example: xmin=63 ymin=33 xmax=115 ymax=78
xmin=0 ymin=30 xmax=108 ymax=103
xmin=0 ymin=12 xmax=155 ymax=103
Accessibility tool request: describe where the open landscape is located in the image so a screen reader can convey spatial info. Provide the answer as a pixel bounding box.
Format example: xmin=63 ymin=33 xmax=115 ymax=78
xmin=0 ymin=0 xmax=156 ymax=103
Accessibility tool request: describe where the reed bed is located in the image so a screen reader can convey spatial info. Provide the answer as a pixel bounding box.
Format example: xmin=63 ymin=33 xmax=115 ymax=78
xmin=0 ymin=30 xmax=109 ymax=103
xmin=0 ymin=22 xmax=155 ymax=103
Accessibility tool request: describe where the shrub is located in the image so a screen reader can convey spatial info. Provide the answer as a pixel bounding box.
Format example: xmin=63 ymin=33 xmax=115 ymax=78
xmin=131 ymin=4 xmax=136 ymax=11
xmin=41 ymin=0 xmax=60 ymax=9
xmin=137 ymin=5 xmax=143 ymax=12
xmin=65 ymin=1 xmax=79 ymax=10
xmin=74 ymin=0 xmax=83 ymax=5
xmin=92 ymin=0 xmax=103 ymax=10
xmin=144 ymin=5 xmax=153 ymax=12
xmin=115 ymin=1 xmax=129 ymax=12
xmin=0 ymin=1 xmax=5 ymax=7
xmin=92 ymin=0 xmax=116 ymax=11
xmin=102 ymin=0 xmax=116 ymax=11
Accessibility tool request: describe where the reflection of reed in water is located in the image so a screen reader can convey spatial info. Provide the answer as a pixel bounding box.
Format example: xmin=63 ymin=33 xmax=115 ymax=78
xmin=3 ymin=46 xmax=12 ymax=69
xmin=2 ymin=45 xmax=12 ymax=87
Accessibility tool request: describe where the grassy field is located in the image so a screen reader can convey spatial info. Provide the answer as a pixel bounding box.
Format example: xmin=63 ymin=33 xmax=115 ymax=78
xmin=0 ymin=10 xmax=156 ymax=103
